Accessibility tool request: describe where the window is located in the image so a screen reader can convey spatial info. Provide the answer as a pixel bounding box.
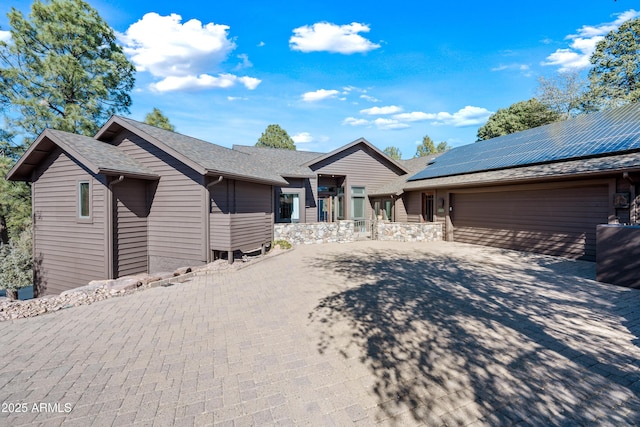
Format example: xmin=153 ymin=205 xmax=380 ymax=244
xmin=423 ymin=193 xmax=434 ymax=222
xmin=79 ymin=181 xmax=90 ymax=219
xmin=384 ymin=199 xmax=392 ymax=221
xmin=351 ymin=186 xmax=366 ymax=219
xmin=278 ymin=193 xmax=300 ymax=223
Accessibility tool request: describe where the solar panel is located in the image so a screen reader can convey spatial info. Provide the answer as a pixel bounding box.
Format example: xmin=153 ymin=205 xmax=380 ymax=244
xmin=409 ymin=103 xmax=640 ymax=181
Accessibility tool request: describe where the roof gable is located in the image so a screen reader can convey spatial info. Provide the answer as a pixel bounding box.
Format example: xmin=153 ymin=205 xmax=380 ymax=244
xmin=410 ymin=103 xmax=640 ymax=182
xmin=96 ymin=116 xmax=288 ymax=185
xmin=7 ymin=129 xmax=158 ymax=182
xmin=305 ymin=137 xmax=409 ymax=174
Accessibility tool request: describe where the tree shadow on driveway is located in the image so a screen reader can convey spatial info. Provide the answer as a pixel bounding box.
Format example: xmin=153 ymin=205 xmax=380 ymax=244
xmin=307 ymin=246 xmax=640 ymax=426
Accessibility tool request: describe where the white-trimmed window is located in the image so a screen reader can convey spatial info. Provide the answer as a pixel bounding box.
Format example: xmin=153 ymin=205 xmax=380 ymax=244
xmin=78 ymin=181 xmax=91 ymax=220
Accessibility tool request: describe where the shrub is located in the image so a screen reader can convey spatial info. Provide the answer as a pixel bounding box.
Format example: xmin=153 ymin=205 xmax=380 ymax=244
xmin=0 ymin=227 xmax=32 ymax=293
xmin=273 ymin=239 xmax=292 ymax=250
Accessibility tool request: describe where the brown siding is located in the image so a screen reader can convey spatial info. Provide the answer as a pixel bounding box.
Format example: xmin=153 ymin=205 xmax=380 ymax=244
xmin=113 ymin=179 xmax=149 ymax=277
xmin=306 ymin=176 xmax=318 ymax=222
xmin=450 ymin=183 xmax=610 ymax=261
xmin=394 ymin=196 xmax=408 ymax=223
xmin=111 ymin=131 xmax=205 ymax=271
xmin=210 ymin=179 xmax=273 ymax=252
xmin=312 ymin=144 xmax=404 ymax=220
xmin=404 ymin=191 xmax=424 ymax=223
xmin=32 ymin=149 xmax=107 ymax=295
xmin=234 ymin=180 xmax=273 ymax=251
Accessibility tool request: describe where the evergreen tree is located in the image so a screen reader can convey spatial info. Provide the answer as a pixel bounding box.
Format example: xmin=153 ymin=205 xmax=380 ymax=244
xmin=256 ymin=124 xmax=296 ymax=150
xmin=436 ymin=141 xmax=451 ymax=153
xmin=144 ymin=108 xmax=175 ymax=131
xmin=0 ymin=0 xmax=136 ymax=139
xmin=477 ymin=99 xmax=560 ymax=141
xmin=415 ymin=135 xmax=436 ymax=157
xmin=383 ymin=146 xmax=402 ymax=160
xmin=586 ymin=17 xmax=640 ymax=110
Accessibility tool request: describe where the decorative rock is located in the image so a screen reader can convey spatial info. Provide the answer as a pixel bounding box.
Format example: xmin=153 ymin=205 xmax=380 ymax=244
xmin=173 ymin=267 xmax=192 ymax=276
xmin=0 ymin=244 xmax=285 ymax=322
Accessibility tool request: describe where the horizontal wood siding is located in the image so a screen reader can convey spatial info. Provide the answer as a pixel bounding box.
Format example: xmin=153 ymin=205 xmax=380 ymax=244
xmin=404 ymin=191 xmax=424 ymax=223
xmin=230 ymin=213 xmax=272 ymax=251
xmin=112 ymin=131 xmax=205 ymax=268
xmin=114 ymin=179 xmax=148 ymax=277
xmin=32 ymin=149 xmax=107 ymax=294
xmin=393 ymin=195 xmax=408 ymax=223
xmin=312 ymin=144 xmax=404 ymax=220
xmin=210 ymin=179 xmax=273 ymax=252
xmin=451 ymin=184 xmax=609 ymax=261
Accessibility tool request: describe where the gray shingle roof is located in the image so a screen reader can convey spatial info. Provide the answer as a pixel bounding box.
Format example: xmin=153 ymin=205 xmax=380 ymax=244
xmin=232 ymin=145 xmax=323 ymax=177
xmin=7 ymin=129 xmax=158 ymax=181
xmin=112 ymin=116 xmax=288 ymax=185
xmin=48 ymin=130 xmax=158 ymax=177
xmin=369 ymin=154 xmax=441 ymax=196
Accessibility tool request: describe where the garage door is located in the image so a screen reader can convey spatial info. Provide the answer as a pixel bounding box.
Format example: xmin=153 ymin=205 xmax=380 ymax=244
xmin=451 ymin=185 xmax=609 ymax=261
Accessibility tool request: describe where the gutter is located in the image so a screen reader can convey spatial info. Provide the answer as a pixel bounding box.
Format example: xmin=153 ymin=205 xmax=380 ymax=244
xmin=204 ymin=176 xmax=224 ymax=262
xmin=107 ymin=176 xmax=125 ymax=280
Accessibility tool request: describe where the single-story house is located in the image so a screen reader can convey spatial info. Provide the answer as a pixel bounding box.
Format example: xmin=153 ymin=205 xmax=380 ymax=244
xmin=7 ymin=103 xmax=640 ymax=294
xmin=233 ymin=138 xmax=413 ymax=224
xmin=7 ymin=118 xmax=415 ymax=295
xmin=392 ymin=103 xmax=640 ymax=261
xmin=7 ymin=116 xmax=289 ymax=295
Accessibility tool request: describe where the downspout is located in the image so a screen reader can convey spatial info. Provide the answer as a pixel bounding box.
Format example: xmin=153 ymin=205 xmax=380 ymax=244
xmin=205 ymin=176 xmax=224 ymax=262
xmin=624 ymin=172 xmax=637 ymax=224
xmin=107 ymin=176 xmax=125 ymax=279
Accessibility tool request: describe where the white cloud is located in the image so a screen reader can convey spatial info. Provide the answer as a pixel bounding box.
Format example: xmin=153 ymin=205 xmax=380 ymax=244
xmin=257 ymin=41 xmax=265 ymax=47
xmin=289 ymin=22 xmax=380 ymax=54
xmin=360 ymin=105 xmax=402 ymax=115
xmin=292 ymin=132 xmax=313 ymax=143
xmin=302 ymin=89 xmax=340 ymax=102
xmin=428 ymin=106 xmax=493 ymax=127
xmin=491 ymin=63 xmax=530 ymax=72
xmin=543 ymin=9 xmax=640 ymax=72
xmin=342 ymin=117 xmax=407 ymax=130
xmin=360 ymin=94 xmax=380 ymax=103
xmin=227 ymin=96 xmax=248 ymax=101
xmin=393 ymin=111 xmax=432 ymax=122
xmin=343 ymin=117 xmax=370 ymax=126
xmin=119 ymin=12 xmax=260 ymax=92
xmin=373 ymin=118 xmax=409 ymax=130
xmin=345 ymin=106 xmax=492 ymax=130
xmin=0 ymin=30 xmax=10 ymax=42
xmin=151 ymin=73 xmax=261 ymax=92
xmin=235 ymin=53 xmax=252 ymax=69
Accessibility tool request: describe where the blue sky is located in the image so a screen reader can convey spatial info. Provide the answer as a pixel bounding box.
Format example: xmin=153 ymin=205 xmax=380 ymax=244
xmin=1 ymin=1 xmax=638 ymax=158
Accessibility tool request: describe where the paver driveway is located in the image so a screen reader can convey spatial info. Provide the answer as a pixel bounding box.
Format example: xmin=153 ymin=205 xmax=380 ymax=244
xmin=1 ymin=240 xmax=640 ymax=426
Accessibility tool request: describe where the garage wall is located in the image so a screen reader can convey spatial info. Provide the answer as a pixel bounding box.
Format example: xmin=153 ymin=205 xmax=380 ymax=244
xmin=450 ymin=183 xmax=611 ymax=261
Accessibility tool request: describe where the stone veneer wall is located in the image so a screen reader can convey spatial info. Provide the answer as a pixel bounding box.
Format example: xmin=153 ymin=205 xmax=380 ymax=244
xmin=274 ymin=221 xmax=442 ymax=244
xmin=375 ymin=222 xmax=443 ymax=242
xmin=274 ymin=221 xmax=355 ymax=245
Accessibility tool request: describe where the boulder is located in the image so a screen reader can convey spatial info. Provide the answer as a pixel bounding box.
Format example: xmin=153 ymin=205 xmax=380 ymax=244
xmin=173 ymin=267 xmax=192 ymax=277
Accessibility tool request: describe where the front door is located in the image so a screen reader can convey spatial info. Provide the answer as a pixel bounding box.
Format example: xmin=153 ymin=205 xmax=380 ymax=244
xmin=318 ymin=197 xmax=332 ymax=222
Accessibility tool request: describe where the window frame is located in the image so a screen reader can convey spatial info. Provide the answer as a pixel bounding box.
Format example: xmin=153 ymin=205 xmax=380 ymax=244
xmin=351 ymin=186 xmax=366 ymax=220
xmin=77 ymin=180 xmax=93 ymax=222
xmin=276 ymin=189 xmax=302 ymax=223
xmin=423 ymin=192 xmax=435 ymax=223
